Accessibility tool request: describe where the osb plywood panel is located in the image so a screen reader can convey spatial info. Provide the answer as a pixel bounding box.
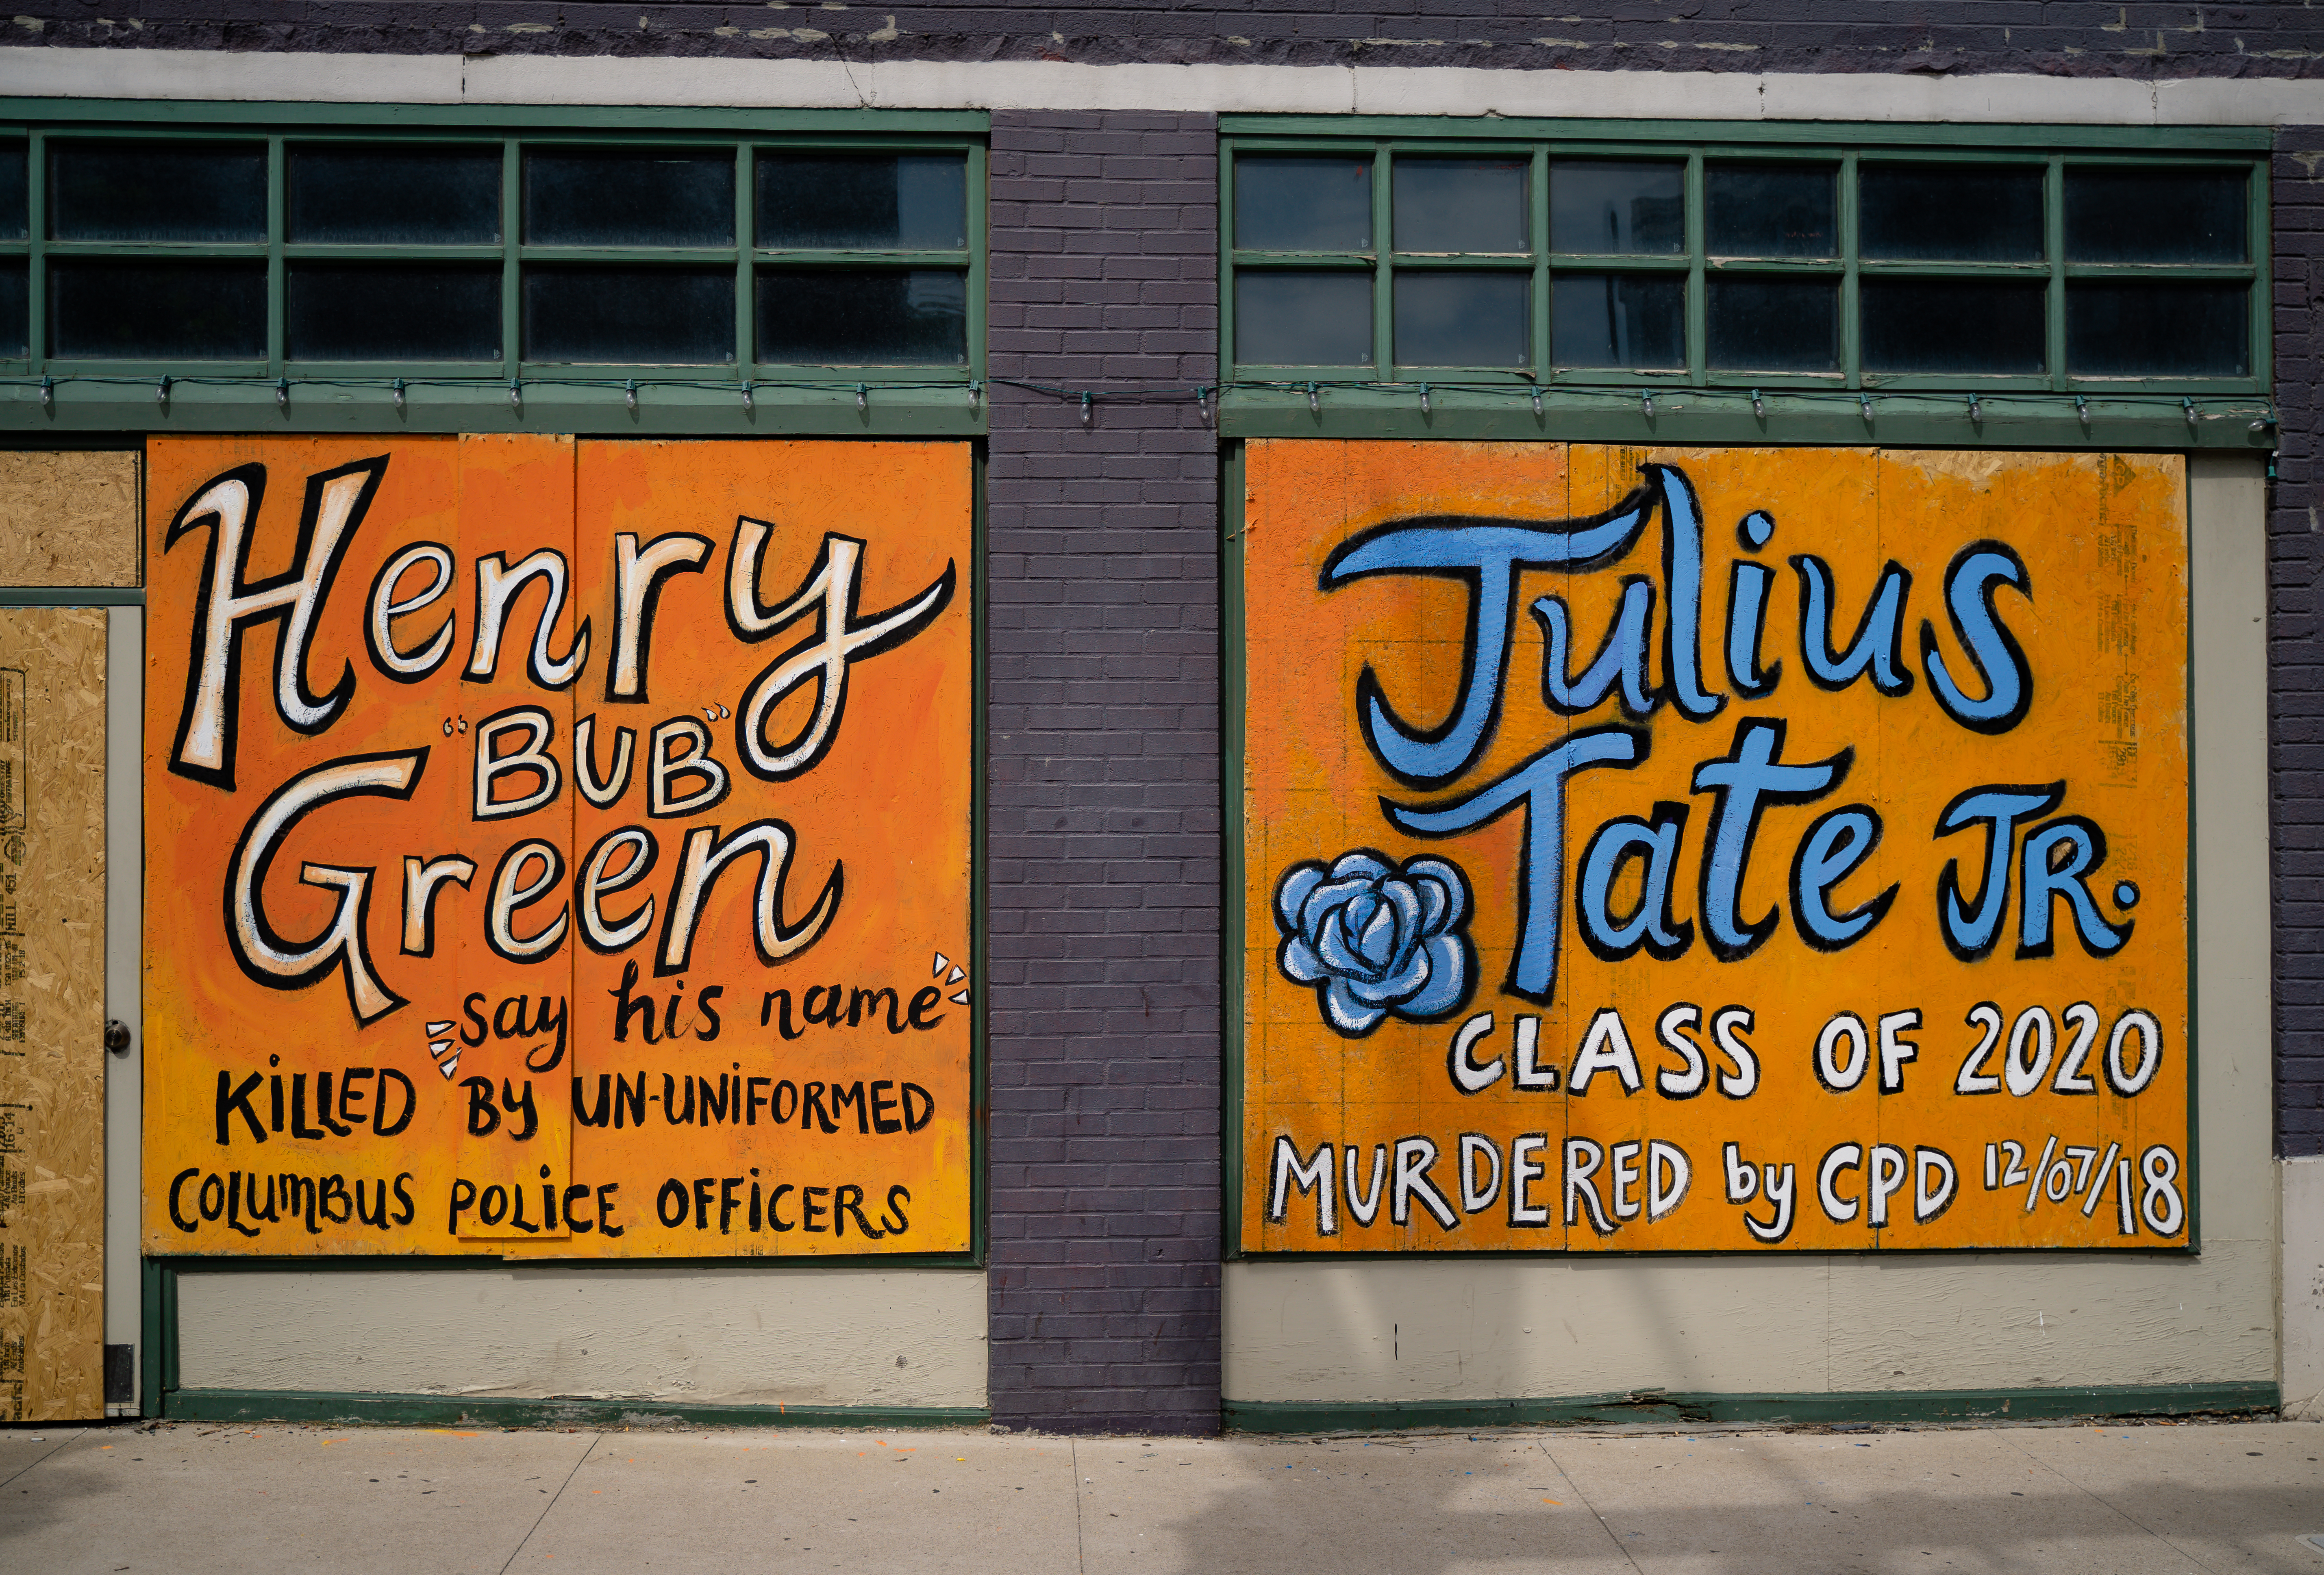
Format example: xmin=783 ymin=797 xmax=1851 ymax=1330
xmin=0 ymin=453 xmax=140 ymax=588
xmin=0 ymin=608 xmax=106 ymax=1419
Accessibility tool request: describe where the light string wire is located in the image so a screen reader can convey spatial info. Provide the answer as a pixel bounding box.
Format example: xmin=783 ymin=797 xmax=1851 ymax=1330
xmin=4 ymin=371 xmax=2283 ymax=430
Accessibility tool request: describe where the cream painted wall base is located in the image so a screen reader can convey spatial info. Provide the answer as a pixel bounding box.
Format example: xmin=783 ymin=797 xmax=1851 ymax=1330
xmin=175 ymin=1267 xmax=987 ymax=1410
xmin=2287 ymin=1158 xmax=2324 ymax=1423
xmin=1228 ymin=458 xmax=2273 ymax=1408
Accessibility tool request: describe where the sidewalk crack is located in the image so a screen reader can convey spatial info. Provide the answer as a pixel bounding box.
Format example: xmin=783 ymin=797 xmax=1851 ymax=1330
xmin=2001 ymin=1432 xmax=2227 ymax=1575
xmin=496 ymin=1431 xmax=600 ymax=1575
xmin=1071 ymin=1437 xmax=1087 ymax=1574
xmin=1536 ymin=1440 xmax=1647 ymax=1573
xmin=0 ymin=1427 xmax=84 ymax=1492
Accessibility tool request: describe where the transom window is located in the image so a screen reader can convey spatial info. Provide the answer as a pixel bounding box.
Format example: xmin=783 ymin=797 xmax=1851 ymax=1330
xmin=0 ymin=129 xmax=985 ymax=382
xmin=1224 ymin=137 xmax=2265 ymax=393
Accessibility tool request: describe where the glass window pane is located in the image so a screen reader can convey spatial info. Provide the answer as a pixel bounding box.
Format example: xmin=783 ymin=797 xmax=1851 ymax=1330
xmin=288 ymin=266 xmax=501 ymax=361
xmin=0 ymin=143 xmax=24 ymax=242
xmin=1234 ymin=157 xmax=1371 ymax=252
xmin=757 ymin=154 xmax=967 ymax=250
xmin=1394 ymin=272 xmax=1528 ymax=367
xmin=50 ymin=261 xmax=265 ymax=358
xmin=1234 ymin=270 xmax=1372 ymax=365
xmin=2065 ymin=168 xmax=2247 ymax=264
xmin=1707 ymin=277 xmax=1839 ymax=372
xmin=523 ymin=152 xmax=734 ymax=247
xmin=1551 ymin=273 xmax=1683 ymax=369
xmin=757 ymin=269 xmax=967 ymax=365
xmin=1707 ymin=163 xmax=1837 ymax=258
xmin=289 ymin=147 xmax=501 ymax=245
xmin=1859 ymin=165 xmax=2043 ymax=262
xmin=521 ymin=267 xmax=735 ymax=363
xmin=1393 ymin=159 xmax=1527 ymax=254
xmin=0 ymin=263 xmax=24 ymax=358
xmin=2067 ymin=282 xmax=2249 ymax=377
xmin=1550 ymin=161 xmax=1683 ymax=255
xmin=1862 ymin=280 xmax=2045 ymax=375
xmin=49 ymin=142 xmax=265 ymax=243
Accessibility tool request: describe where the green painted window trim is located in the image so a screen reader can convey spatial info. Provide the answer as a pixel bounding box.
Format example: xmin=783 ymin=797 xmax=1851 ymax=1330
xmin=1222 ymin=1383 xmax=2279 ymax=1434
xmin=1219 ymin=123 xmax=2271 ymax=447
xmin=0 ymin=104 xmax=990 ymax=436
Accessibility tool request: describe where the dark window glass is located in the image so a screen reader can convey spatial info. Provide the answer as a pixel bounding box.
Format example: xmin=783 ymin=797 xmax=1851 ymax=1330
xmin=1550 ymin=161 xmax=1683 ymax=255
xmin=757 ymin=154 xmax=967 ymax=250
xmin=1707 ymin=277 xmax=1839 ymax=372
xmin=1394 ymin=272 xmax=1528 ymax=367
xmin=49 ymin=142 xmax=265 ymax=243
xmin=288 ymin=148 xmax=501 ymax=245
xmin=757 ymin=269 xmax=967 ymax=365
xmin=1234 ymin=270 xmax=1371 ymax=365
xmin=288 ymin=266 xmax=500 ymax=361
xmin=1707 ymin=163 xmax=1837 ymax=258
xmin=1859 ymin=165 xmax=2043 ymax=262
xmin=50 ymin=261 xmax=265 ymax=358
xmin=522 ymin=267 xmax=734 ymax=363
xmin=1551 ymin=273 xmax=1683 ymax=369
xmin=0 ymin=263 xmax=24 ymax=358
xmin=2067 ymin=282 xmax=2249 ymax=377
xmin=523 ymin=153 xmax=734 ymax=248
xmin=1235 ymin=157 xmax=1371 ymax=252
xmin=1862 ymin=280 xmax=2046 ymax=375
xmin=0 ymin=143 xmax=24 ymax=242
xmin=1393 ymin=159 xmax=1527 ymax=254
xmin=2065 ymin=168 xmax=2247 ymax=264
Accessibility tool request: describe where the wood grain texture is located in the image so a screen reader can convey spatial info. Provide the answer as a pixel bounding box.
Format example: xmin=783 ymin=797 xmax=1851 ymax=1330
xmin=0 ymin=453 xmax=140 ymax=589
xmin=0 ymin=607 xmax=107 ymax=1420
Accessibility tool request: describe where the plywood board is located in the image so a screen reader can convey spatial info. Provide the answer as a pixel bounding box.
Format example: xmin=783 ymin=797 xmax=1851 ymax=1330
xmin=1241 ymin=442 xmax=2189 ymax=1254
xmin=0 ymin=607 xmax=107 ymax=1417
xmin=0 ymin=452 xmax=140 ymax=588
xmin=142 ymin=437 xmax=974 ymax=1259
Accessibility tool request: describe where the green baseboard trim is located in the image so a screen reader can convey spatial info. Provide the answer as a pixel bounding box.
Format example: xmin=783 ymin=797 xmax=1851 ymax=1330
xmin=160 ymin=1388 xmax=988 ymax=1432
xmin=1224 ymin=1382 xmax=2280 ymax=1434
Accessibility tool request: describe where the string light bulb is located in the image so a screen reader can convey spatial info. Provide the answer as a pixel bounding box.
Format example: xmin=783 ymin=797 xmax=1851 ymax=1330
xmin=1859 ymin=393 xmax=1874 ymax=421
xmin=1530 ymin=386 xmax=1544 ymax=417
xmin=625 ymin=379 xmax=639 ymax=413
xmin=2182 ymin=396 xmax=2198 ymax=429
xmin=155 ymin=375 xmax=171 ymax=406
xmin=276 ymin=377 xmax=289 ymax=410
xmin=1080 ymin=390 xmax=1093 ymax=426
xmin=741 ymin=380 xmax=754 ymax=414
xmin=857 ymin=382 xmax=869 ymax=414
xmin=1640 ymin=391 xmax=1654 ymax=419
xmin=509 ymin=377 xmax=522 ymax=412
xmin=1749 ymin=389 xmax=1764 ymax=420
xmin=2076 ymin=395 xmax=2091 ymax=429
xmin=969 ymin=380 xmax=982 ymax=412
xmin=392 ymin=378 xmax=407 ymax=413
xmin=38 ymin=376 xmax=52 ymax=412
xmin=1967 ymin=392 xmax=1981 ymax=421
xmin=1308 ymin=382 xmax=1321 ymax=417
xmin=1419 ymin=383 xmax=1431 ymax=416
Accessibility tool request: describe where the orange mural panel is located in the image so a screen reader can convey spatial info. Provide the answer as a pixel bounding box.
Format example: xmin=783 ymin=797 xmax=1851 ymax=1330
xmin=1241 ymin=441 xmax=2189 ymax=1253
xmin=144 ymin=437 xmax=973 ymax=1257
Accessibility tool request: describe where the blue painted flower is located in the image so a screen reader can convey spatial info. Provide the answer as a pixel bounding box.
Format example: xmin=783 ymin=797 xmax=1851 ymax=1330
xmin=1274 ymin=850 xmax=1474 ymax=1036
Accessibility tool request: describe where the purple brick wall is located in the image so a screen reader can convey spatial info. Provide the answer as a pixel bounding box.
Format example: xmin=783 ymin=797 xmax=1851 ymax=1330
xmin=16 ymin=0 xmax=2323 ymax=77
xmin=2277 ymin=131 xmax=2324 ymax=1158
xmin=983 ymin=110 xmax=1223 ymax=1434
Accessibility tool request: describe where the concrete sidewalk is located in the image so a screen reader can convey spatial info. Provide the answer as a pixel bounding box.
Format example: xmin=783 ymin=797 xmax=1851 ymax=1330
xmin=3 ymin=1416 xmax=2321 ymax=1574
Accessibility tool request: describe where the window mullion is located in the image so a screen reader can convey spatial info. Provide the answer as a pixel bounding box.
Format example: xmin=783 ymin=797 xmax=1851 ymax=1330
xmin=266 ymin=135 xmax=285 ymax=376
xmin=2045 ymin=156 xmax=2067 ymax=392
xmin=1840 ymin=150 xmax=1860 ymax=391
xmin=736 ymin=141 xmax=756 ymax=378
xmin=1371 ymin=145 xmax=1392 ymax=380
xmin=1684 ymin=148 xmax=1706 ymax=387
xmin=26 ymin=128 xmax=43 ymax=372
xmin=501 ymin=138 xmax=521 ymax=378
xmin=1530 ymin=146 xmax=1550 ymax=383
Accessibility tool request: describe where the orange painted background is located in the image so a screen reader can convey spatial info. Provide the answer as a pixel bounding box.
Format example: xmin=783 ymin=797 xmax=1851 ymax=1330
xmin=145 ymin=437 xmax=973 ymax=1257
xmin=1242 ymin=441 xmax=2189 ymax=1253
